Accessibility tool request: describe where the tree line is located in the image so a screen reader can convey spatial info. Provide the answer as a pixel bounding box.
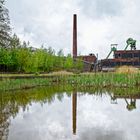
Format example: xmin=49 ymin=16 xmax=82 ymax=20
xmin=0 ymin=34 xmax=83 ymax=73
xmin=0 ymin=0 xmax=83 ymax=73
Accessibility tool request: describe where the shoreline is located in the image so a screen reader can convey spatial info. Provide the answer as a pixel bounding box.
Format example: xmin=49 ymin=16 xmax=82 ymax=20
xmin=0 ymin=72 xmax=140 ymax=92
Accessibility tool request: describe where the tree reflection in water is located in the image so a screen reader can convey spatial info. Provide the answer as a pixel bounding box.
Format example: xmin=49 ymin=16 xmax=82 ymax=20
xmin=0 ymin=93 xmax=10 ymax=140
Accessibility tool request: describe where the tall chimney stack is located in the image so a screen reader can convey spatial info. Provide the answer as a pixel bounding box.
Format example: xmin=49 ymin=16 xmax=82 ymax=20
xmin=73 ymin=14 xmax=77 ymax=58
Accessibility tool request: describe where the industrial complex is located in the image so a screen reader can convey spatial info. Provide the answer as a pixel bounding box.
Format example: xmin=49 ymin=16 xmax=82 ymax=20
xmin=72 ymin=14 xmax=140 ymax=71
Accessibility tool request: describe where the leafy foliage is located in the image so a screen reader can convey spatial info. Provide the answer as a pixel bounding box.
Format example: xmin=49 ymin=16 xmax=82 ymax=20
xmin=0 ymin=34 xmax=83 ymax=72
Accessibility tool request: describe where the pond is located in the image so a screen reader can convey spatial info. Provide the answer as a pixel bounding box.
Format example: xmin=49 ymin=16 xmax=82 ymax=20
xmin=0 ymin=85 xmax=140 ymax=140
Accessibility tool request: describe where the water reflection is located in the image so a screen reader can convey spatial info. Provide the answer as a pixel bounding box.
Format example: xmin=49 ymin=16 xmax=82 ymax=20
xmin=72 ymin=90 xmax=140 ymax=137
xmin=0 ymin=94 xmax=9 ymax=140
xmin=110 ymin=93 xmax=139 ymax=111
xmin=0 ymin=85 xmax=140 ymax=140
xmin=72 ymin=91 xmax=77 ymax=135
xmin=125 ymin=98 xmax=136 ymax=111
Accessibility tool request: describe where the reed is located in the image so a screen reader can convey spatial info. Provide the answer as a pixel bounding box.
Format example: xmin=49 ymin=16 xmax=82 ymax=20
xmin=60 ymin=73 xmax=140 ymax=87
xmin=0 ymin=72 xmax=140 ymax=91
xmin=0 ymin=78 xmax=52 ymax=91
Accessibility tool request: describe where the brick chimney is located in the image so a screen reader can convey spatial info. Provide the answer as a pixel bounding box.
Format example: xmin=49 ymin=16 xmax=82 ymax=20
xmin=73 ymin=14 xmax=77 ymax=58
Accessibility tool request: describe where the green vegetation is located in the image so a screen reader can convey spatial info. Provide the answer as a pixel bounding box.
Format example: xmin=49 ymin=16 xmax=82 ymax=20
xmin=59 ymin=73 xmax=140 ymax=88
xmin=0 ymin=34 xmax=83 ymax=73
xmin=0 ymin=34 xmax=83 ymax=72
xmin=0 ymin=78 xmax=53 ymax=91
xmin=0 ymin=73 xmax=140 ymax=91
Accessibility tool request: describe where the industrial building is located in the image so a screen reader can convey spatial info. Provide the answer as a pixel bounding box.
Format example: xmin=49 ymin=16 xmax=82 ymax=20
xmin=72 ymin=14 xmax=140 ymax=72
xmin=101 ymin=38 xmax=140 ymax=71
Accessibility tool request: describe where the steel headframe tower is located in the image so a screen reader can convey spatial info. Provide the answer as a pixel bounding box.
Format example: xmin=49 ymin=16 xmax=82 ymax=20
xmin=73 ymin=14 xmax=77 ymax=58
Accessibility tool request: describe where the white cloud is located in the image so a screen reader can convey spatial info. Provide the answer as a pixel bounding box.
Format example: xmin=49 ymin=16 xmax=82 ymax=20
xmin=6 ymin=0 xmax=140 ymax=58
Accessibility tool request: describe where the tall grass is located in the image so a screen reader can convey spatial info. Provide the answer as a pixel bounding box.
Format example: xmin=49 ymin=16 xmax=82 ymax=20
xmin=60 ymin=73 xmax=140 ymax=87
xmin=0 ymin=73 xmax=140 ymax=91
xmin=0 ymin=78 xmax=52 ymax=91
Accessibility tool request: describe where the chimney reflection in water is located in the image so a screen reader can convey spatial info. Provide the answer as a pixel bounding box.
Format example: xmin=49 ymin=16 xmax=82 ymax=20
xmin=72 ymin=91 xmax=77 ymax=135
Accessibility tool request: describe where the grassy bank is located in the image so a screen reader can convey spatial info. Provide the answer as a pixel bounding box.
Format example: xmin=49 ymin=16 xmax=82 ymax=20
xmin=0 ymin=71 xmax=74 ymax=78
xmin=0 ymin=78 xmax=52 ymax=91
xmin=63 ymin=73 xmax=140 ymax=87
xmin=0 ymin=72 xmax=140 ymax=91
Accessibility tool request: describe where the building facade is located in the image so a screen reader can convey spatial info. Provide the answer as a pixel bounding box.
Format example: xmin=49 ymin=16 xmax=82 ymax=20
xmin=101 ymin=50 xmax=140 ymax=70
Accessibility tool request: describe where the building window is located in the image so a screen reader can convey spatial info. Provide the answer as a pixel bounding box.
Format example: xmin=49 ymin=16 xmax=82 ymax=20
xmin=118 ymin=54 xmax=121 ymax=58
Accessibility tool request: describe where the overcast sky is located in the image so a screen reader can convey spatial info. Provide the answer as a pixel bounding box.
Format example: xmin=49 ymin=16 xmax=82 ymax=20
xmin=6 ymin=0 xmax=140 ymax=58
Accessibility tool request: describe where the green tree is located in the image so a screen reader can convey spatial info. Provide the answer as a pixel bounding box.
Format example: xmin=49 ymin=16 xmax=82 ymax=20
xmin=64 ymin=54 xmax=73 ymax=70
xmin=16 ymin=42 xmax=31 ymax=72
xmin=74 ymin=58 xmax=83 ymax=72
xmin=55 ymin=49 xmax=64 ymax=70
xmin=8 ymin=34 xmax=21 ymax=71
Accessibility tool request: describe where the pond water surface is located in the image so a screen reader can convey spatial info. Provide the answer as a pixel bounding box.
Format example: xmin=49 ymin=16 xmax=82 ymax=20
xmin=0 ymin=86 xmax=140 ymax=140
